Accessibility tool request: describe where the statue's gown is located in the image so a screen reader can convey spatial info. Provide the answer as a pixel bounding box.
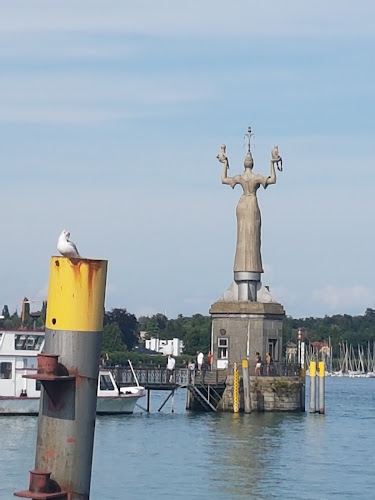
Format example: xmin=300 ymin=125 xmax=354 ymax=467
xmin=227 ymin=172 xmax=268 ymax=273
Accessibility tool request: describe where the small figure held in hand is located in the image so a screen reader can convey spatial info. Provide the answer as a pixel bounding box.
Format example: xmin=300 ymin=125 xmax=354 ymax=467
xmin=271 ymin=146 xmax=283 ymax=171
xmin=217 ymin=144 xmax=229 ymax=167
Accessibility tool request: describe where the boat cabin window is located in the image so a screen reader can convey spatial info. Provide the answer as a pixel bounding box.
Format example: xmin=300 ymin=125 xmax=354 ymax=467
xmin=26 ymin=336 xmax=36 ymax=349
xmin=100 ymin=374 xmax=115 ymax=391
xmin=0 ymin=362 xmax=12 ymax=379
xmin=35 ymin=380 xmax=41 ymax=391
xmin=15 ymin=335 xmax=27 ymax=349
xmin=15 ymin=335 xmax=44 ymax=351
xmin=34 ymin=336 xmax=44 ymax=350
xmin=23 ymin=357 xmax=38 ymax=369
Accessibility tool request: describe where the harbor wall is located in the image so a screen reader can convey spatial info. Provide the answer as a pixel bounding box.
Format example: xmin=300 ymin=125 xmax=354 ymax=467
xmin=218 ymin=375 xmax=305 ymax=412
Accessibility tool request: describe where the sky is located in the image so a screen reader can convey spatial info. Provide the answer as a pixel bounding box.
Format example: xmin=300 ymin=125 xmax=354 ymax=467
xmin=1 ymin=0 xmax=375 ymax=320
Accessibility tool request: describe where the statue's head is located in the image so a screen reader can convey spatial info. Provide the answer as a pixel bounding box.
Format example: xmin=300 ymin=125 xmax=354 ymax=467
xmin=244 ymin=151 xmax=254 ymax=170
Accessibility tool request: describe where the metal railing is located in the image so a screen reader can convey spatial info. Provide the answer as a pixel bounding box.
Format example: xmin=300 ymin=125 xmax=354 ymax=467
xmin=112 ymin=362 xmax=302 ymax=388
xmin=246 ymin=362 xmax=302 ymax=377
xmin=114 ymin=367 xmax=189 ymax=387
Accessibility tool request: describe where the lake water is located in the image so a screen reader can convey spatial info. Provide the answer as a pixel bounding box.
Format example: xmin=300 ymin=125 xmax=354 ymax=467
xmin=1 ymin=377 xmax=375 ymax=499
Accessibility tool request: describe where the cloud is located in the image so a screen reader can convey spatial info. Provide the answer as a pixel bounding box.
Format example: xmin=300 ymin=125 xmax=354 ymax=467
xmin=0 ymin=69 xmax=212 ymax=124
xmin=0 ymin=33 xmax=137 ymax=62
xmin=0 ymin=107 xmax=131 ymax=125
xmin=311 ymin=285 xmax=375 ymax=313
xmin=134 ymin=306 xmax=161 ymax=318
xmin=1 ymin=1 xmax=374 ymax=37
xmin=0 ymin=1 xmax=374 ymax=320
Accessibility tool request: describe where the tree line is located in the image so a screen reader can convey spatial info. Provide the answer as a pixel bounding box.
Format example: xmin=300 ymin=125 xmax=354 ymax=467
xmin=2 ymin=303 xmax=375 ymax=363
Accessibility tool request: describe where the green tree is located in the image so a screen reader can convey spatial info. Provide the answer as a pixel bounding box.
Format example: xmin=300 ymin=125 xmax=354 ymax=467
xmin=104 ymin=308 xmax=138 ymax=350
xmin=2 ymin=305 xmax=10 ymax=319
xmin=10 ymin=311 xmax=21 ymax=330
xmin=102 ymin=322 xmax=127 ymax=352
xmin=182 ymin=314 xmax=211 ymax=355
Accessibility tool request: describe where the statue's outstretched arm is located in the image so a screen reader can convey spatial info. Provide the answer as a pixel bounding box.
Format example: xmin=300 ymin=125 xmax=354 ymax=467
xmin=265 ymin=161 xmax=276 ymax=187
xmin=221 ymin=159 xmax=231 ymax=184
xmin=217 ymin=145 xmax=239 ymax=188
xmin=265 ymin=147 xmax=282 ymax=187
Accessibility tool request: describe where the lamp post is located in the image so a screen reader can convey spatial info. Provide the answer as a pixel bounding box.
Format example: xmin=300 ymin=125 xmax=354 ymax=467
xmin=297 ymin=328 xmax=302 ymax=367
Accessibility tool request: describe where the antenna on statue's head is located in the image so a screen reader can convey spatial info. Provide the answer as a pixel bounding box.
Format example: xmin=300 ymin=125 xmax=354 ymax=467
xmin=244 ymin=126 xmax=254 ymax=153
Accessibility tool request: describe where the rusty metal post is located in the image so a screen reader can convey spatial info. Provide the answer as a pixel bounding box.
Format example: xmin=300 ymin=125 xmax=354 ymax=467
xmin=318 ymin=361 xmax=325 ymax=414
xmin=242 ymin=359 xmax=251 ymax=414
xmin=16 ymin=257 xmax=107 ymax=500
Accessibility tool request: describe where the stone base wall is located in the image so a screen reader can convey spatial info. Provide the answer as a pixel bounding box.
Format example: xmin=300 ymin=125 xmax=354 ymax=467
xmin=210 ymin=301 xmax=285 ymax=370
xmin=218 ymin=375 xmax=305 ymax=412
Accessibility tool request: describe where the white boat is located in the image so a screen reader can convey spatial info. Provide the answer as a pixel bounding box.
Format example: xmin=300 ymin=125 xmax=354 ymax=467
xmin=0 ymin=329 xmax=145 ymax=415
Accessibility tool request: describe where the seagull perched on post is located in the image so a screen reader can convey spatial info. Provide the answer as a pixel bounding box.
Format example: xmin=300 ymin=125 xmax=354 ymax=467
xmin=57 ymin=230 xmax=80 ymax=258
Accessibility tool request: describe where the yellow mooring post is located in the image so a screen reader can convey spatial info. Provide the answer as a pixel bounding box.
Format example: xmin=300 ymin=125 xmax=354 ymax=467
xmin=318 ymin=361 xmax=325 ymax=414
xmin=309 ymin=361 xmax=316 ymax=413
xmin=233 ymin=362 xmax=239 ymax=413
xmin=15 ymin=257 xmax=107 ymax=500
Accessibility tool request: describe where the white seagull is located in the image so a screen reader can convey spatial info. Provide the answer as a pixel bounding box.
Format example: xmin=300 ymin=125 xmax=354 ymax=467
xmin=57 ymin=230 xmax=80 ymax=258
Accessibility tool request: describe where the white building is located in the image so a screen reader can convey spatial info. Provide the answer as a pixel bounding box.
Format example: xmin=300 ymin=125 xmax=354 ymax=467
xmin=145 ymin=337 xmax=184 ymax=356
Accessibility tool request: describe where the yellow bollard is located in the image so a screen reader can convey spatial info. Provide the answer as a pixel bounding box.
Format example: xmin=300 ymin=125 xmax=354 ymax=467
xmin=309 ymin=361 xmax=316 ymax=413
xmin=46 ymin=257 xmax=107 ymax=332
xmin=233 ymin=363 xmax=239 ymax=413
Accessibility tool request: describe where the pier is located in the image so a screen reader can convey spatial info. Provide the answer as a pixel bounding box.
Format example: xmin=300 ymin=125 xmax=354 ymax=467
xmin=113 ymin=366 xmax=226 ymax=412
xmin=112 ymin=363 xmax=303 ymax=413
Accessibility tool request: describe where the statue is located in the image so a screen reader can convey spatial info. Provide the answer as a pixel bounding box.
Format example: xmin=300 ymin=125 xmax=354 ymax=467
xmin=217 ymin=127 xmax=282 ymax=302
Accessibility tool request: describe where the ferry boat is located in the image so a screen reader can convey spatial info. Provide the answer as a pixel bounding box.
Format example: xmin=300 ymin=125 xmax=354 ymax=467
xmin=0 ymin=329 xmax=145 ymax=415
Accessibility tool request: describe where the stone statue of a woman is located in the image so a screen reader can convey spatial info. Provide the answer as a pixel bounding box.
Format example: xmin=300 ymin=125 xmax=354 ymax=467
xmin=217 ymin=129 xmax=282 ymax=302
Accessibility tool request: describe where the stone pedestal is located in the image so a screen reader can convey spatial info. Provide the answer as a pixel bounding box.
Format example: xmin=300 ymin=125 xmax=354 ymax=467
xmin=209 ymin=301 xmax=285 ymax=370
xmin=218 ymin=375 xmax=304 ymax=412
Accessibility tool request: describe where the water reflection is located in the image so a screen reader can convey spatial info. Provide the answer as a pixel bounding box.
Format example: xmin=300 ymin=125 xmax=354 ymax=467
xmin=0 ymin=416 xmax=37 ymax=498
xmin=206 ymin=412 xmax=294 ymax=498
xmin=3 ymin=381 xmax=375 ymax=499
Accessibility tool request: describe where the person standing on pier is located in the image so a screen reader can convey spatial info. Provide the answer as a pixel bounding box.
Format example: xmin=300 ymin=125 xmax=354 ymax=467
xmin=266 ymin=352 xmax=273 ymax=375
xmin=188 ymin=359 xmax=195 ymax=384
xmin=197 ymin=351 xmax=204 ymax=372
xmin=208 ymin=351 xmax=213 ymax=370
xmin=167 ymin=354 xmax=176 ymax=383
xmin=255 ymin=352 xmax=262 ymax=376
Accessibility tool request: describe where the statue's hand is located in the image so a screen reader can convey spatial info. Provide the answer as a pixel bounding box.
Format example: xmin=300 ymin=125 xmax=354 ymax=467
xmin=271 ymin=146 xmax=283 ymax=171
xmin=217 ymin=144 xmax=229 ymax=167
xmin=217 ymin=152 xmax=229 ymax=168
xmin=217 ymin=152 xmax=227 ymax=163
